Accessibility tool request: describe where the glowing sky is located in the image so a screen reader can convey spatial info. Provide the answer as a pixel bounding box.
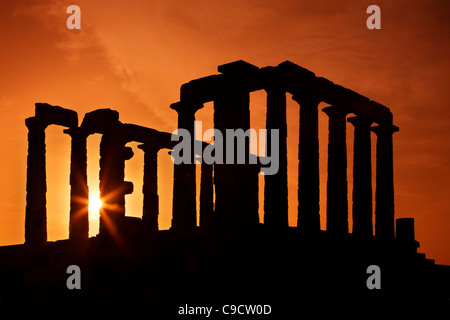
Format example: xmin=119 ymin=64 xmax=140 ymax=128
xmin=0 ymin=0 xmax=449 ymax=264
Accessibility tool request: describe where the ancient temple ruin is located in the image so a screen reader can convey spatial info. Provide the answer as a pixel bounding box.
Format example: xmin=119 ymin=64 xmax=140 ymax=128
xmin=3 ymin=60 xmax=447 ymax=306
xmin=23 ymin=60 xmax=404 ymax=245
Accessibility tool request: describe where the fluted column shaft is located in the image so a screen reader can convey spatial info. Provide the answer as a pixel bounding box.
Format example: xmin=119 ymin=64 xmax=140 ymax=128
xmin=64 ymin=127 xmax=89 ymax=241
xmin=293 ymin=93 xmax=320 ymax=232
xmin=372 ymin=124 xmax=398 ymax=240
xmin=264 ymin=87 xmax=288 ymax=228
xmin=25 ymin=117 xmax=48 ymax=245
xmin=171 ymin=103 xmax=202 ymax=231
xmin=214 ymin=90 xmax=259 ymax=229
xmin=138 ymin=144 xmax=161 ymax=231
xmin=323 ymin=106 xmax=349 ymax=235
xmin=348 ymin=116 xmax=373 ymax=238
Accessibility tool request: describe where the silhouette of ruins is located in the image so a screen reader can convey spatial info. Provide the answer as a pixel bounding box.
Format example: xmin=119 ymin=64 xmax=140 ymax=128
xmin=1 ymin=60 xmax=449 ymax=309
xmin=23 ymin=60 xmax=399 ymax=241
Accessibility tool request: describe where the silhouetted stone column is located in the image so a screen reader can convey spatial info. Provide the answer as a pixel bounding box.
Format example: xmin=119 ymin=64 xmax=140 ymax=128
xmin=64 ymin=127 xmax=89 ymax=242
xmin=171 ymin=102 xmax=203 ymax=231
xmin=348 ymin=116 xmax=373 ymax=238
xmin=264 ymin=87 xmax=288 ymax=228
xmin=99 ymin=124 xmax=134 ymax=236
xmin=25 ymin=117 xmax=48 ymax=245
xmin=138 ymin=143 xmax=161 ymax=232
xmin=214 ymin=89 xmax=259 ymax=229
xmin=371 ymin=124 xmax=399 ymax=240
xmin=323 ymin=106 xmax=349 ymax=235
xmin=293 ymin=93 xmax=320 ymax=232
xmin=200 ymin=161 xmax=214 ymax=229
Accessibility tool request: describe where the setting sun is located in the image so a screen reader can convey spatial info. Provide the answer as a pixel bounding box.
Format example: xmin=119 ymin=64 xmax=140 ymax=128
xmin=89 ymin=197 xmax=103 ymax=212
xmin=0 ymin=0 xmax=447 ymax=267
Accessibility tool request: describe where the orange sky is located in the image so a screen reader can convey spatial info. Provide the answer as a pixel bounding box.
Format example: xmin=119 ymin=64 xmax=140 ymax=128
xmin=0 ymin=0 xmax=449 ymax=265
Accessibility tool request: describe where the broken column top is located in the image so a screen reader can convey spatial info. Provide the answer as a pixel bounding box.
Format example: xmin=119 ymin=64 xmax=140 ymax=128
xmin=80 ymin=108 xmax=120 ymax=134
xmin=35 ymin=103 xmax=78 ymax=128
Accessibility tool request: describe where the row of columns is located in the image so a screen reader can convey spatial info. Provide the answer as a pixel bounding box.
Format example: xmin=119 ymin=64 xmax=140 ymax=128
xmin=25 ymin=111 xmax=174 ymax=245
xmin=292 ymin=96 xmax=398 ymax=240
xmin=25 ymin=104 xmax=79 ymax=245
xmin=171 ymin=90 xmax=260 ymax=231
xmin=172 ymin=87 xmax=398 ymax=240
xmin=24 ymin=92 xmax=397 ymax=244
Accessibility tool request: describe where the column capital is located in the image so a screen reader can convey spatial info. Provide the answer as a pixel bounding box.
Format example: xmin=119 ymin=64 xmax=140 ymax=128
xmin=63 ymin=126 xmax=89 ymax=139
xmin=25 ymin=117 xmax=48 ymax=131
xmin=170 ymin=101 xmax=203 ymax=115
xmin=371 ymin=124 xmax=399 ymax=136
xmin=347 ymin=116 xmax=373 ymax=128
xmin=322 ymin=105 xmax=350 ymax=117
